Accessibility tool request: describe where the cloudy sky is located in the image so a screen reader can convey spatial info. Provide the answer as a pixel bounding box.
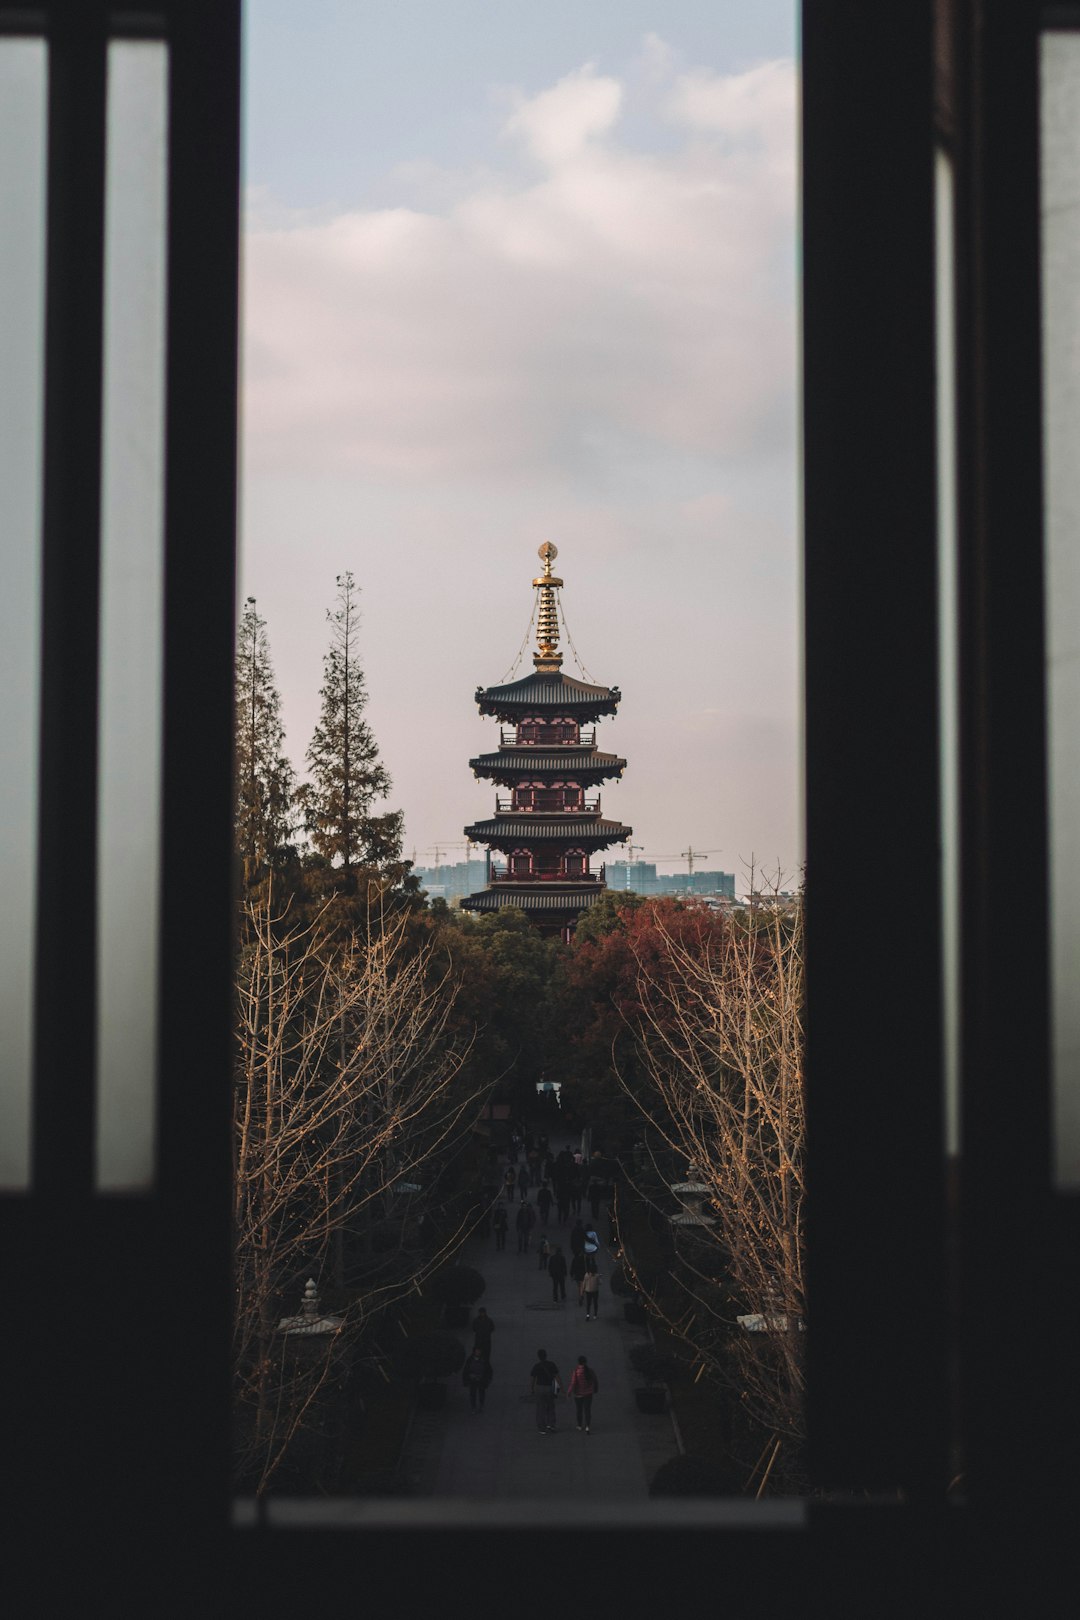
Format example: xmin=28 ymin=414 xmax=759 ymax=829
xmin=241 ymin=0 xmax=801 ymax=887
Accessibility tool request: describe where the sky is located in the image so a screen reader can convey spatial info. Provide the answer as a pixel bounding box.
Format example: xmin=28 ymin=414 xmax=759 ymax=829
xmin=240 ymin=1 xmax=801 ymax=888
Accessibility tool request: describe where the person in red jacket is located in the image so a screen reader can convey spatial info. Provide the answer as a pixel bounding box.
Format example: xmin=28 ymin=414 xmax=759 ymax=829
xmin=566 ymin=1356 xmax=599 ymax=1432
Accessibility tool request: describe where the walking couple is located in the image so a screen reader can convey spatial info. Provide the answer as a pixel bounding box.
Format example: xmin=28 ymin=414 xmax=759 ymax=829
xmin=530 ymin=1349 xmax=600 ymax=1434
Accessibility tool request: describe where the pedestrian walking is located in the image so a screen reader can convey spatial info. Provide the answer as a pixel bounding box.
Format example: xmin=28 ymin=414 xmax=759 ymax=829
xmin=582 ymin=1260 xmax=600 ymax=1319
xmin=472 ymin=1306 xmax=495 ymax=1359
xmin=568 ymin=1167 xmax=584 ymax=1216
xmin=555 ymin=1184 xmax=570 ymax=1225
xmin=463 ymin=1348 xmax=493 ymax=1412
xmin=517 ymin=1162 xmax=531 ymax=1202
xmin=504 ymin=1165 xmax=517 ymax=1201
xmin=566 ymin=1356 xmax=599 ymax=1432
xmin=516 ymin=1201 xmax=536 ymax=1252
xmin=530 ymin=1348 xmax=561 ymax=1432
xmin=570 ymin=1249 xmax=587 ymax=1303
xmin=538 ymin=1234 xmax=552 ymax=1271
xmin=492 ymin=1204 xmax=509 ymax=1251
xmin=536 ymin=1183 xmax=553 ymax=1223
xmin=569 ymin=1219 xmax=586 ymax=1258
xmin=548 ymin=1246 xmax=568 ymax=1304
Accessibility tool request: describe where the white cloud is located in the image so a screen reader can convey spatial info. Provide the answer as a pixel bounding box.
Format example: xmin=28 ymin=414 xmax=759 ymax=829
xmin=242 ymin=54 xmax=797 ymax=483
xmin=667 ymin=57 xmax=796 ymax=144
xmin=503 ymin=63 xmax=623 ymax=167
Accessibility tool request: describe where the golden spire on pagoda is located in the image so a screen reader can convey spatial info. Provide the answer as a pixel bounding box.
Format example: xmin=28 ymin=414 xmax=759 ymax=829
xmin=532 ymin=542 xmax=564 ymax=670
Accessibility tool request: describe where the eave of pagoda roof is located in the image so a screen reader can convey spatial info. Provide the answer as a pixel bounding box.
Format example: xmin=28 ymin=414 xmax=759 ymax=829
xmin=460 ymin=886 xmax=605 ymax=914
xmin=462 ymin=815 xmax=632 ymax=849
xmin=474 ymin=668 xmax=620 ymax=719
xmin=468 ymin=748 xmax=627 ymax=782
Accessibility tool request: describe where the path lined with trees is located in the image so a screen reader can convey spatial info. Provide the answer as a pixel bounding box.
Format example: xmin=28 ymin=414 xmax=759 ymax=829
xmin=398 ymin=1150 xmax=681 ymax=1500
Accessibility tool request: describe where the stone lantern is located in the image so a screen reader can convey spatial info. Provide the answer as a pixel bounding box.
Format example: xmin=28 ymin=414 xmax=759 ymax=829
xmin=277 ymin=1278 xmax=342 ymax=1337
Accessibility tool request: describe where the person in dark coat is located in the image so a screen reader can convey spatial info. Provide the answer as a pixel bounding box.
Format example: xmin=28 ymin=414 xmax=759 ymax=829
xmin=472 ymin=1306 xmax=495 ymax=1360
xmin=516 ymin=1201 xmax=536 ymax=1252
xmin=555 ymin=1182 xmax=571 ymax=1225
xmin=462 ymin=1348 xmax=493 ymax=1411
xmin=503 ymin=1165 xmax=517 ymax=1201
xmin=569 ymin=1220 xmax=586 ymax=1259
xmin=569 ymin=1248 xmax=587 ymax=1302
xmin=536 ymin=1183 xmax=553 ymax=1223
xmin=492 ymin=1204 xmax=509 ymax=1251
xmin=568 ymin=1166 xmax=584 ymax=1216
xmin=548 ymin=1245 xmax=568 ymax=1305
xmin=517 ymin=1162 xmax=531 ymax=1202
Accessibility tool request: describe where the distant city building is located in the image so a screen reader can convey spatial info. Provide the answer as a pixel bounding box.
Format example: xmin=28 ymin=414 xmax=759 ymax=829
xmin=607 ymin=860 xmax=657 ymax=891
xmin=414 ymin=859 xmax=489 ymax=904
xmin=606 ymin=862 xmax=735 ymax=899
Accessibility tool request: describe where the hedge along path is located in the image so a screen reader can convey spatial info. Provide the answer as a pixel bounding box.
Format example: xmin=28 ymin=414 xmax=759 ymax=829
xmin=400 ymin=1177 xmax=681 ymax=1504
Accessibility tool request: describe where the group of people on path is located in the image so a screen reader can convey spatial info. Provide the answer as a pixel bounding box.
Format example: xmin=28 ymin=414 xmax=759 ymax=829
xmin=529 ymin=1349 xmax=600 ymax=1433
xmin=490 ymin=1138 xmax=604 ymax=1314
xmin=465 ymin=1131 xmax=605 ymax=1428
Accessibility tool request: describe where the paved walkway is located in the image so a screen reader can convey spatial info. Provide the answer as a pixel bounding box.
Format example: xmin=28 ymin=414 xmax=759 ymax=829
xmin=398 ymin=1169 xmax=681 ymax=1501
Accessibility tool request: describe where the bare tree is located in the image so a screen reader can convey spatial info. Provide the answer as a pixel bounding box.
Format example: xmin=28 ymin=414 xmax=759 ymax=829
xmin=616 ymin=880 xmax=805 ymax=1477
xmin=233 ymin=886 xmax=486 ymax=1492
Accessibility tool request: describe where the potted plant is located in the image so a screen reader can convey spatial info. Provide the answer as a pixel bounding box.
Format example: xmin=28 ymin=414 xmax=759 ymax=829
xmin=629 ymin=1343 xmax=676 ymax=1413
xmin=428 ymin=1265 xmax=485 ymax=1328
xmin=395 ymin=1330 xmax=466 ymax=1409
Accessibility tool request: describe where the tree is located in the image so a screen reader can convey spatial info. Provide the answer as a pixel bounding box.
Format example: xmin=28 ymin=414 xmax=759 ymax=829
xmin=616 ymin=883 xmax=806 ymax=1484
xmin=234 ymin=597 xmax=294 ymax=885
xmin=233 ymin=885 xmax=487 ymax=1493
xmin=299 ymin=572 xmax=402 ymax=873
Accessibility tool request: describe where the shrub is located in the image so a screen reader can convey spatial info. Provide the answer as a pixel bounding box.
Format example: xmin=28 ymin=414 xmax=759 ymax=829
xmin=394 ymin=1331 xmax=467 ymax=1382
xmin=649 ymin=1453 xmax=745 ymax=1497
xmin=427 ymin=1266 xmax=486 ymax=1307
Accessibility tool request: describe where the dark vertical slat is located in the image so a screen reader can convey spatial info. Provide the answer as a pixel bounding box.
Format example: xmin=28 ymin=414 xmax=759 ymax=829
xmin=32 ymin=2 xmax=107 ymax=1193
xmin=802 ymin=0 xmax=950 ymax=1495
xmin=154 ymin=0 xmax=241 ymax=1555
xmin=15 ymin=0 xmax=110 ymax=1571
xmin=957 ymin=0 xmax=1055 ymax=1507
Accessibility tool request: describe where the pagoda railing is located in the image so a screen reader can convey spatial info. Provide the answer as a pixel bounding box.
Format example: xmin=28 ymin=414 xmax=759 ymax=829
xmin=498 ymin=728 xmax=596 ymax=748
xmin=494 ymin=795 xmax=601 ymax=815
xmin=488 ymin=866 xmax=606 ymax=884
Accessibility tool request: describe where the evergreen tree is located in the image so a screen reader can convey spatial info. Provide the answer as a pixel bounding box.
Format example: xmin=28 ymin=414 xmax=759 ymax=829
xmin=301 ymin=572 xmax=403 ymax=871
xmin=234 ymin=597 xmax=294 ymax=885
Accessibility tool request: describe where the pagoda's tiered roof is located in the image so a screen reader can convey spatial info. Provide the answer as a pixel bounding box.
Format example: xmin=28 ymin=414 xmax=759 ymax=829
xmin=475 ymin=669 xmax=620 ymax=720
xmin=462 ymin=815 xmax=631 ymax=849
xmin=460 ymin=885 xmax=605 ymax=915
xmin=469 ymin=748 xmax=626 ymax=784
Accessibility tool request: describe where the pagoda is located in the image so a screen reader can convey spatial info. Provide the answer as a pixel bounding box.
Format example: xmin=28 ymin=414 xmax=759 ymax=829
xmin=461 ymin=543 xmax=630 ymax=941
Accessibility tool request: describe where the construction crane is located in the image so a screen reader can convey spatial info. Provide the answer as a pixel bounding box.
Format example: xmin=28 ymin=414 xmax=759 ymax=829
xmin=649 ymin=848 xmax=723 ymax=877
xmin=421 ymin=839 xmax=482 ymax=887
xmin=681 ymin=847 xmax=721 ymax=878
